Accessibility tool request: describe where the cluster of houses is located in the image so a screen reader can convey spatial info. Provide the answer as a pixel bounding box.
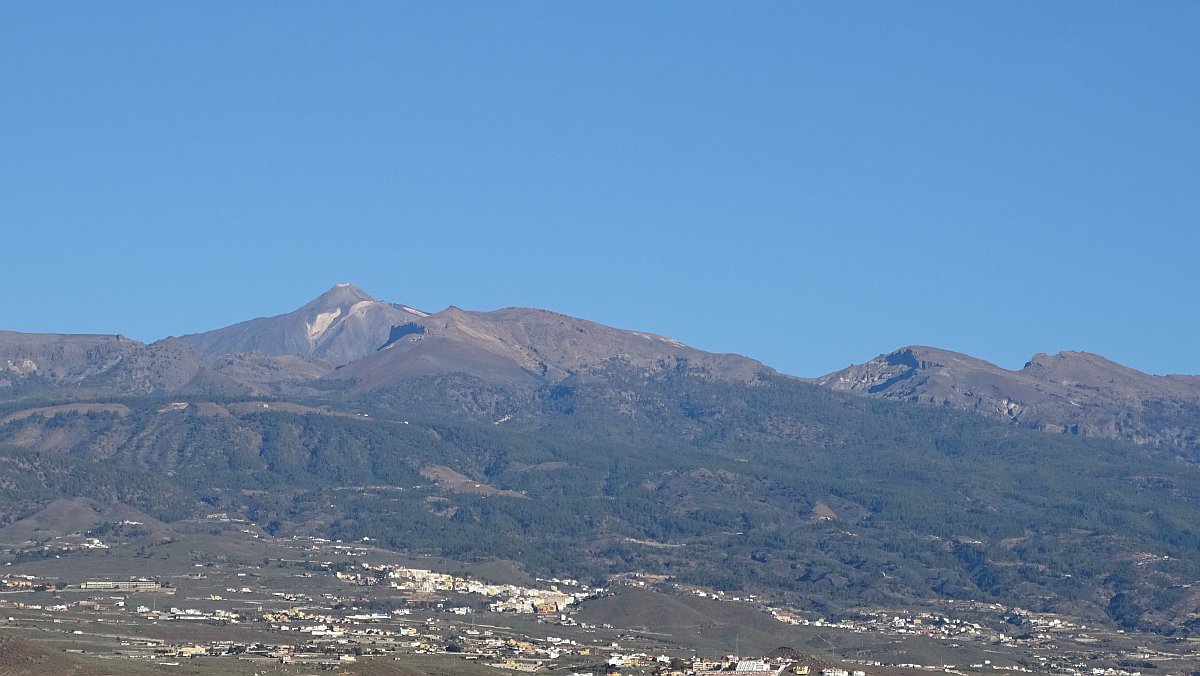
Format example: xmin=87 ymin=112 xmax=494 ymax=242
xmin=1 ymin=528 xmax=1175 ymax=676
xmin=1 ymin=574 xmax=42 ymax=589
xmin=769 ymin=600 xmax=1105 ymax=659
xmin=335 ymin=563 xmax=598 ymax=614
xmin=769 ymin=606 xmax=1004 ymax=644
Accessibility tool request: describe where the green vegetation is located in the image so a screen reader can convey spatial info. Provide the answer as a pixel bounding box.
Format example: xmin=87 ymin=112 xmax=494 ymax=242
xmin=2 ymin=366 xmax=1199 ymax=633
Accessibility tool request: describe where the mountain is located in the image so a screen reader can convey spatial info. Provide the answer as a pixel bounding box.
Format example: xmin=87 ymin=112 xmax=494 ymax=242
xmin=330 ymin=305 xmax=770 ymax=392
xmin=818 ymin=346 xmax=1200 ymax=456
xmin=9 ymin=291 xmax=1200 ymax=457
xmin=0 ymin=330 xmax=332 ymax=399
xmin=1 ymin=285 xmax=768 ymax=401
xmin=179 ymin=283 xmax=431 ymax=366
xmin=6 ymin=286 xmax=1200 ymax=635
xmin=3 ymin=360 xmax=1200 ymax=633
xmin=80 ymin=337 xmax=207 ymax=394
xmin=181 ymin=284 xmax=771 ymax=390
xmin=0 ymin=330 xmax=142 ymax=386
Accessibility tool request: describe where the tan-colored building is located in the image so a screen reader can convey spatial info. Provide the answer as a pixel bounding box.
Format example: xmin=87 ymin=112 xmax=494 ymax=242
xmin=80 ymin=580 xmax=161 ymax=591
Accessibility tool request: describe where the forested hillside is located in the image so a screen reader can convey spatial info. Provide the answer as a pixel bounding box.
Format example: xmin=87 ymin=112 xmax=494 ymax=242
xmin=2 ymin=365 xmax=1198 ymax=634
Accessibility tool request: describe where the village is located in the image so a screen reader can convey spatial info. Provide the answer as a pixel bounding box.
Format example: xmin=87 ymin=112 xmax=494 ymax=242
xmin=2 ymin=530 xmax=1196 ymax=676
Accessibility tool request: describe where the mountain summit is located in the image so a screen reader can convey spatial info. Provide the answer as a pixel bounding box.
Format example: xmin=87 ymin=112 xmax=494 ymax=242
xmin=179 ymin=285 xmax=770 ymax=386
xmin=179 ymin=284 xmax=427 ymax=366
xmin=299 ymin=283 xmax=376 ymax=312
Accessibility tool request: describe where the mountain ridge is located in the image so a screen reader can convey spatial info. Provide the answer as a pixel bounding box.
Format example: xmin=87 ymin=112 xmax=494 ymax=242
xmin=5 ymin=286 xmax=1200 ymax=455
xmin=4 ymin=286 xmax=1200 ymax=633
xmin=818 ymin=345 xmax=1200 ymax=455
xmin=178 ymin=285 xmax=773 ymax=391
xmin=178 ymin=284 xmax=429 ymax=366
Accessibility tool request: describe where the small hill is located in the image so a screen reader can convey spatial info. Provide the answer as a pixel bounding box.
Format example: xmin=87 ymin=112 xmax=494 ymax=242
xmin=0 ymin=498 xmax=170 ymax=545
xmin=0 ymin=637 xmax=87 ymax=676
xmin=577 ymin=587 xmax=714 ymax=629
xmin=0 ymin=635 xmax=164 ymax=675
xmin=577 ymin=587 xmax=782 ymax=634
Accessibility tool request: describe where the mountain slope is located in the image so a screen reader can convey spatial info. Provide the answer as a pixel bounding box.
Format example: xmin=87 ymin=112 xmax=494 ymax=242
xmin=182 ymin=284 xmax=771 ymax=390
xmin=81 ymin=337 xmax=207 ymax=394
xmin=0 ymin=331 xmax=142 ymax=387
xmin=331 ymin=305 xmax=770 ymax=392
xmin=8 ymin=286 xmax=1200 ymax=633
xmin=179 ymin=283 xmax=430 ymax=366
xmin=2 ymin=369 xmax=1199 ymax=633
xmin=818 ymin=346 xmax=1200 ymax=455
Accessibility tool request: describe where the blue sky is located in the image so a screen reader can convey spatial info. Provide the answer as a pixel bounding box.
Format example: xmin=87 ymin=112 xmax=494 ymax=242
xmin=2 ymin=2 xmax=1197 ymax=377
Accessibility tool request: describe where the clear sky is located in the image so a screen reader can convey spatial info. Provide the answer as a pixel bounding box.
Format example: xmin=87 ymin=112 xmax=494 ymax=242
xmin=2 ymin=2 xmax=1197 ymax=377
